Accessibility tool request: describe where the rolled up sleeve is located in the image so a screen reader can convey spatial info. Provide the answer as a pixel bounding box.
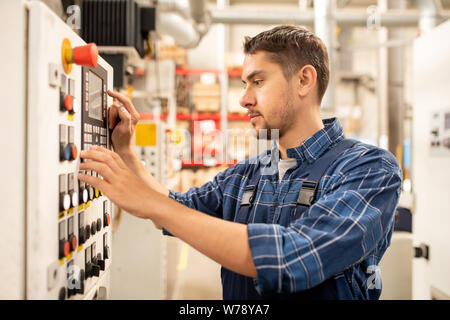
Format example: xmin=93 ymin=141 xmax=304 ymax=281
xmin=162 ymin=166 xmax=236 ymax=236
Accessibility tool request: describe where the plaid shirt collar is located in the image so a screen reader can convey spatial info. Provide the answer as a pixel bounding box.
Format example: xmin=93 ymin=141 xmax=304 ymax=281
xmin=268 ymin=117 xmax=344 ymax=165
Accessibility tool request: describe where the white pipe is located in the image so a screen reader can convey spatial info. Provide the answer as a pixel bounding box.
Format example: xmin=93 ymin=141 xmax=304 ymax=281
xmin=157 ymin=0 xmax=191 ymax=20
xmin=211 ymin=9 xmax=450 ymax=27
xmin=189 ymin=0 xmax=207 ymax=23
xmin=314 ymin=0 xmax=335 ymax=111
xmin=155 ymin=0 xmax=211 ymax=48
xmin=156 ymin=12 xmax=200 ymax=48
xmin=416 ymin=0 xmax=441 ymax=32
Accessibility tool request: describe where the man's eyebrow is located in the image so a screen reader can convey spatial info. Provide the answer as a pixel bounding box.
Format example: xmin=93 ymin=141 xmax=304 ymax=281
xmin=241 ymin=70 xmax=266 ymax=83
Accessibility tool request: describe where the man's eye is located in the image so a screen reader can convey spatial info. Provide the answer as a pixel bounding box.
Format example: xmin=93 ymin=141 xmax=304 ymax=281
xmin=254 ymin=80 xmax=263 ymax=85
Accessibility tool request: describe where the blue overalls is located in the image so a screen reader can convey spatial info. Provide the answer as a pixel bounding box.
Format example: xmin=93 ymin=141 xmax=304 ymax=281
xmin=221 ymin=139 xmax=357 ymax=300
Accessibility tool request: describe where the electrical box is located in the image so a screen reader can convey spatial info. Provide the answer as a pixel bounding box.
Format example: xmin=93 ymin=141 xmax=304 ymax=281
xmin=412 ymin=19 xmax=450 ymax=299
xmin=0 ymin=1 xmax=113 ymax=299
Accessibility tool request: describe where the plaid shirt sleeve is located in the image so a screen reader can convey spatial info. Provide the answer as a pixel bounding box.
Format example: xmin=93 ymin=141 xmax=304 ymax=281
xmin=168 ymin=165 xmax=238 ymax=219
xmin=247 ymin=149 xmax=402 ymax=295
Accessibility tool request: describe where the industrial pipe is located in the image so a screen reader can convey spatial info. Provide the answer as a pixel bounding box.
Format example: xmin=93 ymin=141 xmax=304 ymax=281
xmin=211 ymin=9 xmax=449 ymax=27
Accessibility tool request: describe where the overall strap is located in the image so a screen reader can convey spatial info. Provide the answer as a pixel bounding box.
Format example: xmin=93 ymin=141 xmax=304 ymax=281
xmin=235 ymin=164 xmax=262 ymax=224
xmin=297 ymin=138 xmax=358 ymax=207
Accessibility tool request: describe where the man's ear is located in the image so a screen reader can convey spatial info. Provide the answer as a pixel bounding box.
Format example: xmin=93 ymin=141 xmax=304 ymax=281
xmin=296 ymin=64 xmax=317 ymax=98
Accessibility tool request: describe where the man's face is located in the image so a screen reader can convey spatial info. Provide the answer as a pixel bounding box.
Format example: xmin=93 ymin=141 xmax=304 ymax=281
xmin=240 ymin=51 xmax=298 ymax=139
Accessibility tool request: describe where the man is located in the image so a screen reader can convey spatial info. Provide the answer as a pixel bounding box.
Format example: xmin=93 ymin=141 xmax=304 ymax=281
xmin=78 ymin=25 xmax=402 ymax=299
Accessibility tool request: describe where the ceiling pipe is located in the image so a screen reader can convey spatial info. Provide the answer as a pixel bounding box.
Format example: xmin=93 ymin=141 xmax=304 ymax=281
xmin=154 ymin=0 xmax=211 ymax=49
xmin=156 ymin=0 xmax=191 ymax=20
xmin=314 ymin=0 xmax=335 ymax=112
xmin=210 ymin=9 xmax=450 ymax=27
xmin=415 ymin=0 xmax=442 ymax=32
xmin=156 ymin=12 xmax=201 ymax=48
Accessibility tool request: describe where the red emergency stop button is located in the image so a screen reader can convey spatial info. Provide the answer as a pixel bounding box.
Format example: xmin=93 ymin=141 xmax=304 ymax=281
xmin=64 ymin=95 xmax=73 ymax=111
xmin=72 ymin=43 xmax=98 ymax=68
xmin=62 ymin=38 xmax=99 ymax=74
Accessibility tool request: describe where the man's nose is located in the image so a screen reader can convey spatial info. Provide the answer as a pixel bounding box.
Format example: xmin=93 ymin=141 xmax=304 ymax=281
xmin=239 ymin=88 xmax=256 ymax=109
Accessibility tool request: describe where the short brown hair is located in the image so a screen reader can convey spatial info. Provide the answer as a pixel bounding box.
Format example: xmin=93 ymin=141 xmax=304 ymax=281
xmin=244 ymin=25 xmax=329 ymax=103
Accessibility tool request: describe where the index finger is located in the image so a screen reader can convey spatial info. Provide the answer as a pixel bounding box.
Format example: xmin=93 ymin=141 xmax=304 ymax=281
xmin=107 ymin=90 xmax=139 ymax=118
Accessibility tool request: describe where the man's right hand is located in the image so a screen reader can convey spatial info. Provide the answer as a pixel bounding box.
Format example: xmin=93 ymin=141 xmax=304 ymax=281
xmin=107 ymin=90 xmax=140 ymax=157
xmin=107 ymin=90 xmax=169 ymax=230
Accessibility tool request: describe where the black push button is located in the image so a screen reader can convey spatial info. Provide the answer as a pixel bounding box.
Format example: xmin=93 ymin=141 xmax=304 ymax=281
xmin=79 ymin=227 xmax=85 ymax=244
xmin=96 ymin=218 xmax=102 ymax=232
xmin=58 ymin=287 xmax=66 ymax=300
xmin=76 ymin=269 xmax=85 ymax=295
xmin=91 ymin=221 xmax=97 ymax=235
xmin=97 ymin=253 xmax=105 ymax=271
xmin=104 ymin=245 xmax=110 ymax=260
xmin=85 ymin=225 xmax=91 ymax=240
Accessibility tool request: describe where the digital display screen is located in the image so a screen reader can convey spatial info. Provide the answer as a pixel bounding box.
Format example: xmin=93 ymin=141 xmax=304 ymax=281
xmin=445 ymin=112 xmax=450 ymax=130
xmin=88 ymin=71 xmax=103 ymax=121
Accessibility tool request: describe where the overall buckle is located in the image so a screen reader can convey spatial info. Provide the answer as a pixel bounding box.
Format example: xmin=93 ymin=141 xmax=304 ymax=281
xmin=297 ymin=180 xmax=318 ymax=207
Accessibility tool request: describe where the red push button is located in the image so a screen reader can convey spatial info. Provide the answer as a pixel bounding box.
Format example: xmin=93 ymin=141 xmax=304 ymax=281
xmin=71 ymin=235 xmax=77 ymax=252
xmin=72 ymin=43 xmax=98 ymax=68
xmin=64 ymin=240 xmax=70 ymax=257
xmin=64 ymin=95 xmax=73 ymax=112
xmin=72 ymin=144 xmax=78 ymax=160
xmin=103 ymin=213 xmax=110 ymax=227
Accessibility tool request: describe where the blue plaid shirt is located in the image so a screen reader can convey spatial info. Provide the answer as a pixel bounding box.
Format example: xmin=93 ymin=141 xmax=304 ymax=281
xmin=168 ymin=118 xmax=402 ymax=299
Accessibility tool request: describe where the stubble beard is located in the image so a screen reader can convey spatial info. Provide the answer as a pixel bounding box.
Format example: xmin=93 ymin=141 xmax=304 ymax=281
xmin=255 ymin=94 xmax=296 ymax=141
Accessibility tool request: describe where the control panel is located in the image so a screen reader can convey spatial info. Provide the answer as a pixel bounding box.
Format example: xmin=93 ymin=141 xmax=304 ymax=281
xmin=430 ymin=108 xmax=450 ymax=156
xmin=26 ymin=2 xmax=113 ymax=299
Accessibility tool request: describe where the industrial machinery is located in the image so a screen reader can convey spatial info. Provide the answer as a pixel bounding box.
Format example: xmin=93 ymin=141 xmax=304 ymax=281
xmin=0 ymin=1 xmax=113 ymax=299
xmin=412 ymin=18 xmax=450 ymax=300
